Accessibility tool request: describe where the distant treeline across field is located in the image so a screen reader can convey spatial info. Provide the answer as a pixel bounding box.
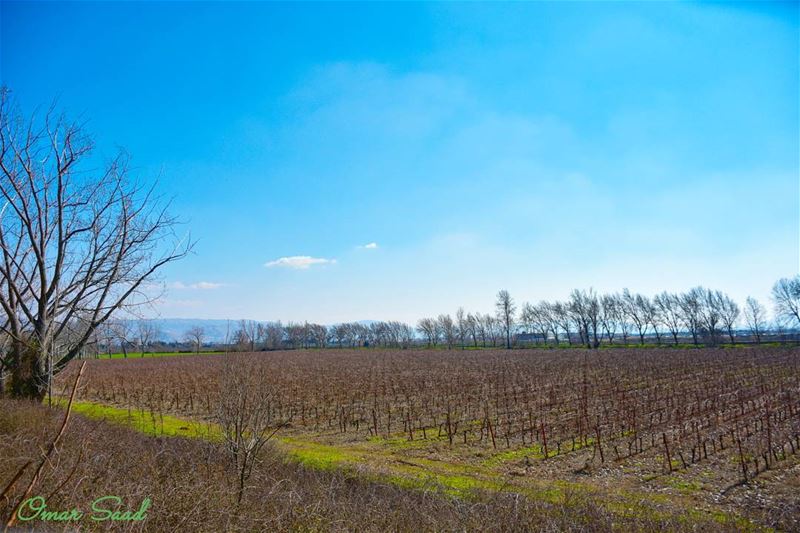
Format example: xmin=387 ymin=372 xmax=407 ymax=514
xmin=84 ymin=277 xmax=800 ymax=356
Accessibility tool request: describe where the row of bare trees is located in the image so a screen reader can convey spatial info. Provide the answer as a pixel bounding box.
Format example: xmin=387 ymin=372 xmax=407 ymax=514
xmin=202 ymin=277 xmax=798 ymax=353
xmin=221 ymin=319 xmax=417 ymax=352
xmin=516 ymin=287 xmax=743 ymax=349
xmin=416 ymin=279 xmax=798 ymax=351
xmin=52 ymin=282 xmax=796 ymax=357
xmin=88 ymin=319 xmax=163 ymax=357
xmin=417 ymin=310 xmax=504 ymax=349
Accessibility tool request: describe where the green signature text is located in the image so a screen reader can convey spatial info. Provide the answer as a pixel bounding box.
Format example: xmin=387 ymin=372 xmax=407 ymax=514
xmin=16 ymin=495 xmax=151 ymax=522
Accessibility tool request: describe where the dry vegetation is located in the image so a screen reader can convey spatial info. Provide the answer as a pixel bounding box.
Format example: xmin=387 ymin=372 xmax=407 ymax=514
xmin=3 ymin=346 xmax=799 ymax=531
xmin=2 ymin=399 xmax=732 ymax=532
xmin=66 ymin=347 xmax=799 ymax=479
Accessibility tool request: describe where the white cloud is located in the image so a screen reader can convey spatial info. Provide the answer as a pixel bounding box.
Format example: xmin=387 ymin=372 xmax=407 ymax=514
xmin=194 ymin=281 xmax=225 ymax=290
xmin=360 ymin=242 xmax=378 ymax=249
xmin=170 ymin=281 xmax=225 ymax=290
xmin=265 ymin=256 xmax=336 ymax=270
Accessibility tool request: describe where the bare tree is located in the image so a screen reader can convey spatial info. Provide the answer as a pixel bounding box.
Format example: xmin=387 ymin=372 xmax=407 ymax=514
xmin=416 ymin=317 xmax=439 ymax=347
xmin=368 ymin=323 xmax=382 ymax=348
xmin=264 ymin=321 xmax=284 ymax=350
xmin=466 ymin=313 xmax=479 ymax=348
xmin=331 ymin=323 xmax=346 ymax=348
xmin=99 ymin=321 xmax=116 ymax=356
xmin=110 ymin=318 xmax=134 ymax=358
xmin=621 ymin=289 xmax=649 ymax=344
xmin=302 ymin=322 xmax=312 ymax=348
xmin=698 ymin=288 xmax=723 ymax=345
xmin=599 ymin=294 xmax=621 ymax=345
xmin=519 ymin=302 xmax=535 ymax=344
xmin=285 ymin=322 xmax=306 ymax=349
xmin=744 ymin=296 xmax=767 ymax=343
xmin=353 ymin=323 xmax=369 ymax=347
xmin=395 ymin=322 xmax=415 ymax=348
xmin=308 ymin=323 xmax=328 ymax=348
xmin=234 ymin=320 xmax=260 ymax=352
xmin=529 ymin=302 xmax=552 ymax=346
xmin=585 ymin=290 xmax=601 ymax=349
xmin=551 ymin=302 xmax=572 ymax=345
xmin=643 ymin=297 xmax=662 ymax=344
xmin=538 ymin=302 xmax=560 ymax=346
xmin=476 ymin=314 xmax=490 ymax=347
xmin=678 ymin=288 xmax=703 ymax=346
xmin=569 ymin=289 xmax=600 ymax=349
xmin=216 ymin=358 xmax=287 ymax=505
xmin=456 ymin=307 xmax=468 ymax=349
xmin=495 ymin=290 xmax=516 ymax=349
xmin=136 ymin=319 xmax=159 ymax=356
xmin=483 ymin=314 xmax=501 ymax=347
xmin=718 ymin=293 xmax=740 ymax=345
xmin=654 ymin=292 xmax=682 ymax=345
xmin=0 ymin=90 xmax=190 ymax=399
xmin=437 ymin=314 xmax=457 ymax=349
xmin=184 ymin=326 xmax=205 ymax=354
xmin=772 ymin=276 xmax=800 ymax=328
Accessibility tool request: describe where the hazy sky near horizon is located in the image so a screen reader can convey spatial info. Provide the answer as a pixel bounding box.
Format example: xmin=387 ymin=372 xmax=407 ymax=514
xmin=2 ymin=1 xmax=798 ymax=323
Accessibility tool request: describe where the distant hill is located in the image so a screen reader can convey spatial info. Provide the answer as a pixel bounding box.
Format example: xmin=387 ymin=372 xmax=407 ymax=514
xmin=145 ymin=319 xmax=244 ymax=343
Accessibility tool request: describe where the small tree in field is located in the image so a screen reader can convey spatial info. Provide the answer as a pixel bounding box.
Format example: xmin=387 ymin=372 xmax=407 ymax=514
xmin=718 ymin=293 xmax=740 ymax=345
xmin=437 ymin=314 xmax=457 ymax=349
xmin=744 ymin=296 xmax=767 ymax=343
xmin=216 ymin=358 xmax=287 ymax=505
xmin=0 ymin=89 xmax=190 ymax=399
xmin=136 ymin=319 xmax=160 ymax=356
xmin=184 ymin=326 xmax=205 ymax=354
xmin=495 ymin=290 xmax=516 ymax=349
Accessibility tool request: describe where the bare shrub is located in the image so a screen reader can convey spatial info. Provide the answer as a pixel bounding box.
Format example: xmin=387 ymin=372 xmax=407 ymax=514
xmin=215 ymin=357 xmax=288 ymax=505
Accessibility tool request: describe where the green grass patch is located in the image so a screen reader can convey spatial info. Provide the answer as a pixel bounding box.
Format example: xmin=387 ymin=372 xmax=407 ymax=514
xmin=277 ymin=437 xmax=357 ymax=470
xmin=366 ymin=433 xmax=449 ymax=450
xmin=483 ymin=437 xmax=593 ymax=466
xmin=384 ymin=466 xmax=502 ymax=498
xmin=685 ymin=508 xmax=766 ymax=532
xmin=51 ymin=397 xmax=222 ymax=441
xmin=664 ymin=476 xmax=703 ymax=493
xmin=484 ymin=444 xmax=546 ymax=465
xmin=88 ymin=351 xmax=225 ymax=360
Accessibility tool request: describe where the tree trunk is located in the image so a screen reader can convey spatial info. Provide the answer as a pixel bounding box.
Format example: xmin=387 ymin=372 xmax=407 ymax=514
xmin=9 ymin=343 xmax=49 ymax=401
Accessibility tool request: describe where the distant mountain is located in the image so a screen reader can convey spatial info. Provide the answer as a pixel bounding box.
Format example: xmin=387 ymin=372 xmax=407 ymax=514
xmin=145 ymin=319 xmax=245 ymax=343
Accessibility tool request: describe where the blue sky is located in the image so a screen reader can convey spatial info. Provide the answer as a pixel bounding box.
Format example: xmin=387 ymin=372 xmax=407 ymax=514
xmin=2 ymin=1 xmax=798 ymax=323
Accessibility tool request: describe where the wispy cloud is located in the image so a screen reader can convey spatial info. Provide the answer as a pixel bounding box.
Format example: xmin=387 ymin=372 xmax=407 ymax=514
xmin=359 ymin=242 xmax=379 ymax=249
xmin=170 ymin=281 xmax=225 ymax=290
xmin=265 ymin=256 xmax=336 ymax=270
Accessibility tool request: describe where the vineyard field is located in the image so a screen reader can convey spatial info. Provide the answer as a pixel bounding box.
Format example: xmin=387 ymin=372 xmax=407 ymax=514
xmin=56 ymin=346 xmax=800 ymax=530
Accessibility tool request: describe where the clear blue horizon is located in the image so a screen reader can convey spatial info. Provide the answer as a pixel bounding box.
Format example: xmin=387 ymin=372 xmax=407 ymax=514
xmin=2 ymin=1 xmax=798 ymax=323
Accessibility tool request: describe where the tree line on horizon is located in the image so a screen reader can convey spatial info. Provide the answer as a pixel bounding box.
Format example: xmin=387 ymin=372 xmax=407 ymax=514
xmin=141 ymin=276 xmax=800 ymax=354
